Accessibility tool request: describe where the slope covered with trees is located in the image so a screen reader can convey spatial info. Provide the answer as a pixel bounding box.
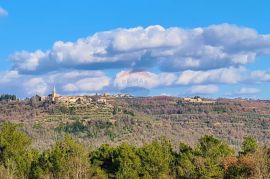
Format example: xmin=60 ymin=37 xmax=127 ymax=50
xmin=0 ymin=96 xmax=270 ymax=150
xmin=0 ymin=122 xmax=269 ymax=179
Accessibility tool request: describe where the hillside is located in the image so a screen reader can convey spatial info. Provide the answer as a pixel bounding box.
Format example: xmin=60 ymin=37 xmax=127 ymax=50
xmin=0 ymin=96 xmax=270 ymax=150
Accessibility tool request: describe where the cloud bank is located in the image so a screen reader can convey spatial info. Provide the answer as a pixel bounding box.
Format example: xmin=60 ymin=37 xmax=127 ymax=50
xmin=11 ymin=24 xmax=270 ymax=74
xmin=1 ymin=24 xmax=270 ymax=97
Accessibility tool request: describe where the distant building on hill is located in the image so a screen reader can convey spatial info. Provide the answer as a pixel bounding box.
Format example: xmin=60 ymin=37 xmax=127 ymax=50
xmin=183 ymin=97 xmax=215 ymax=104
xmin=40 ymin=86 xmax=112 ymax=106
xmin=47 ymin=86 xmax=59 ymax=102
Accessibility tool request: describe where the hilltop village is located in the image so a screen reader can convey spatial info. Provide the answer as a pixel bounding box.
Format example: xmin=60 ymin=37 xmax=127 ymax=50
xmin=28 ymin=87 xmax=132 ymax=107
xmin=0 ymin=88 xmax=270 ymax=151
xmin=25 ymin=87 xmax=216 ymax=107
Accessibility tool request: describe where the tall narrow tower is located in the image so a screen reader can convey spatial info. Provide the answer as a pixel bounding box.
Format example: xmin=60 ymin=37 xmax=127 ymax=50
xmin=51 ymin=86 xmax=57 ymax=102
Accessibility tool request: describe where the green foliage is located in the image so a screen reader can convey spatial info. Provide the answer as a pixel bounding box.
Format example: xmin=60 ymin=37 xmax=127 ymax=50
xmin=29 ymin=151 xmax=52 ymax=179
xmin=198 ymin=135 xmax=234 ymax=161
xmin=138 ymin=138 xmax=174 ymax=178
xmin=30 ymin=135 xmax=92 ymax=178
xmin=58 ymin=105 xmax=76 ymax=114
xmin=114 ymin=144 xmax=141 ymax=179
xmin=123 ymin=109 xmax=135 ymax=116
xmin=30 ymin=136 xmax=102 ymax=178
xmin=56 ymin=121 xmax=89 ymax=135
xmin=241 ymin=136 xmax=257 ymax=155
xmin=0 ymin=94 xmax=17 ymax=101
xmin=0 ymin=122 xmax=267 ymax=179
xmin=174 ymin=143 xmax=197 ymax=178
xmin=112 ymin=106 xmax=121 ymax=115
xmin=195 ymin=135 xmax=234 ymax=178
xmin=90 ymin=144 xmax=116 ymax=176
xmin=49 ymin=135 xmax=91 ymax=178
xmin=0 ymin=122 xmax=33 ymax=178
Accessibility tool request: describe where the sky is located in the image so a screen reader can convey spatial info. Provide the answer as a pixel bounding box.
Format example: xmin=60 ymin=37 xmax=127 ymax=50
xmin=0 ymin=0 xmax=270 ymax=98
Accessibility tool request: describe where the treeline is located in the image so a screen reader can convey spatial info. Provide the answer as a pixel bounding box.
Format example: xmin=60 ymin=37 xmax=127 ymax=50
xmin=0 ymin=94 xmax=17 ymax=101
xmin=0 ymin=122 xmax=269 ymax=179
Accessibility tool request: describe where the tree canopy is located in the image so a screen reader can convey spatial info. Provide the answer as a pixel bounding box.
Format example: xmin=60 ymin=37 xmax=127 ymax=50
xmin=0 ymin=122 xmax=269 ymax=179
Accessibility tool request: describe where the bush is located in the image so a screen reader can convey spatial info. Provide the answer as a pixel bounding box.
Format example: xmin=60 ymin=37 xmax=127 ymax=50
xmin=241 ymin=137 xmax=257 ymax=155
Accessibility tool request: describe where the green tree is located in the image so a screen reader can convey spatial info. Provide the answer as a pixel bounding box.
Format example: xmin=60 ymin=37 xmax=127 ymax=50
xmin=0 ymin=94 xmax=17 ymax=101
xmin=137 ymin=138 xmax=173 ymax=178
xmin=29 ymin=151 xmax=52 ymax=179
xmin=0 ymin=122 xmax=33 ymax=178
xmin=241 ymin=137 xmax=257 ymax=155
xmin=195 ymin=135 xmax=234 ymax=178
xmin=90 ymin=144 xmax=115 ymax=177
xmin=174 ymin=143 xmax=197 ymax=178
xmin=114 ymin=143 xmax=141 ymax=179
xmin=48 ymin=135 xmax=92 ymax=178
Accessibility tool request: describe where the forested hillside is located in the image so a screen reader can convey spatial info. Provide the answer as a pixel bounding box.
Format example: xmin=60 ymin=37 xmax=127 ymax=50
xmin=0 ymin=96 xmax=270 ymax=150
xmin=0 ymin=122 xmax=269 ymax=179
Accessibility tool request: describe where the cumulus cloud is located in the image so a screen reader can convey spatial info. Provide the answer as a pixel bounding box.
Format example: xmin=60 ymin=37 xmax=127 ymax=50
xmin=114 ymin=70 xmax=177 ymax=89
xmin=0 ymin=7 xmax=8 ymax=17
xmin=3 ymin=24 xmax=270 ymax=97
xmin=177 ymin=67 xmax=245 ymax=85
xmin=63 ymin=76 xmax=110 ymax=92
xmin=9 ymin=24 xmax=270 ymax=74
xmin=189 ymin=85 xmax=219 ymax=95
xmin=24 ymin=78 xmax=48 ymax=96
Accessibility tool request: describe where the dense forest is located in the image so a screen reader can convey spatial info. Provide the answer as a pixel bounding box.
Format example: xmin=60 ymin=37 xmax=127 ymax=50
xmin=0 ymin=122 xmax=269 ymax=179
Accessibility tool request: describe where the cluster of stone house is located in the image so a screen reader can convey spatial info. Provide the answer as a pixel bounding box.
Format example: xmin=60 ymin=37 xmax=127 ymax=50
xmin=30 ymin=87 xmax=111 ymax=106
xmin=183 ymin=97 xmax=215 ymax=104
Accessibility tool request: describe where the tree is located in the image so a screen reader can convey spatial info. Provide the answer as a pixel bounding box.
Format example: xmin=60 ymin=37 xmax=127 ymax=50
xmin=0 ymin=94 xmax=17 ymax=101
xmin=241 ymin=137 xmax=257 ymax=155
xmin=29 ymin=150 xmax=52 ymax=179
xmin=90 ymin=144 xmax=115 ymax=177
xmin=44 ymin=135 xmax=92 ymax=178
xmin=137 ymin=138 xmax=174 ymax=178
xmin=195 ymin=135 xmax=234 ymax=178
xmin=0 ymin=122 xmax=33 ymax=178
xmin=223 ymin=155 xmax=257 ymax=178
xmin=114 ymin=143 xmax=141 ymax=179
xmin=174 ymin=143 xmax=197 ymax=178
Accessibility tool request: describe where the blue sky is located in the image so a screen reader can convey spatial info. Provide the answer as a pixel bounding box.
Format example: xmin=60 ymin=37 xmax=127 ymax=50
xmin=0 ymin=0 xmax=270 ymax=98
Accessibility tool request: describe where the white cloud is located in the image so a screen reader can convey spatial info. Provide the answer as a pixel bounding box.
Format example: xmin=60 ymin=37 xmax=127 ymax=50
xmin=0 ymin=7 xmax=8 ymax=17
xmin=10 ymin=50 xmax=48 ymax=73
xmin=0 ymin=71 xmax=20 ymax=83
xmin=0 ymin=70 xmax=111 ymax=97
xmin=9 ymin=24 xmax=270 ymax=74
xmin=114 ymin=70 xmax=177 ymax=89
xmin=160 ymin=93 xmax=171 ymax=96
xmin=2 ymin=24 xmax=270 ymax=97
xmin=250 ymin=70 xmax=270 ymax=82
xmin=177 ymin=67 xmax=245 ymax=85
xmin=63 ymin=76 xmax=110 ymax=92
xmin=189 ymin=85 xmax=219 ymax=95
xmin=24 ymin=78 xmax=48 ymax=96
xmin=236 ymin=87 xmax=260 ymax=95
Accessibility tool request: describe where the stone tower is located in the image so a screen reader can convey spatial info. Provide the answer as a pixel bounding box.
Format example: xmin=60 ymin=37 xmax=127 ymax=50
xmin=51 ymin=86 xmax=58 ymax=102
